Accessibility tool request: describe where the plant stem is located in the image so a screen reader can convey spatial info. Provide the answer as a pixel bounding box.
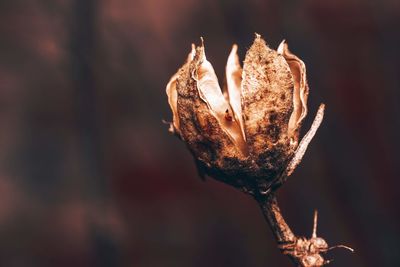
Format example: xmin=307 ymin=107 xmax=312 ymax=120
xmin=255 ymin=193 xmax=329 ymax=267
xmin=256 ymin=193 xmax=295 ymax=245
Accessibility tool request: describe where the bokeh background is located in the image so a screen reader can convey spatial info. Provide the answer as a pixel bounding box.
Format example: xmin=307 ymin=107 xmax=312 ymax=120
xmin=0 ymin=0 xmax=399 ymax=266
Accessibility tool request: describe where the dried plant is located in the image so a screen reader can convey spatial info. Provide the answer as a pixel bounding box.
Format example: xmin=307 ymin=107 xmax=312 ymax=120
xmin=166 ymin=34 xmax=353 ymax=266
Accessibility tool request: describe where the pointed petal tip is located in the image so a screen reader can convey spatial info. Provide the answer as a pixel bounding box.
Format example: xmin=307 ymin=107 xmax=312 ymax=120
xmin=254 ymin=33 xmax=263 ymax=43
xmin=192 ymin=38 xmax=206 ymax=61
xmin=250 ymin=33 xmax=269 ymax=50
xmin=232 ymin=44 xmax=238 ymax=52
xmin=187 ymin=44 xmax=196 ymax=61
xmin=200 ymin=36 xmax=204 ymax=47
xmin=229 ymin=44 xmax=239 ymax=59
xmin=319 ymin=103 xmax=326 ymax=112
xmin=277 ymin=39 xmax=287 ymax=54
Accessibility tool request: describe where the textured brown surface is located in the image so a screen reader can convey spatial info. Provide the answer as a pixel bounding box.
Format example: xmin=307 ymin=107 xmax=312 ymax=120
xmin=241 ymin=35 xmax=294 ymax=156
xmin=168 ymin=35 xmax=305 ymax=195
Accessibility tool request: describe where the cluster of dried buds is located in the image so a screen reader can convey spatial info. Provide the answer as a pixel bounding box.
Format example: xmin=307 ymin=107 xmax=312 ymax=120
xmin=166 ymin=34 xmax=324 ymax=196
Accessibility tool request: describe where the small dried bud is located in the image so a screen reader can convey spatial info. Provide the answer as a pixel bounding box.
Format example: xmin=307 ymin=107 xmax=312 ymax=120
xmin=166 ymin=34 xmax=323 ymax=195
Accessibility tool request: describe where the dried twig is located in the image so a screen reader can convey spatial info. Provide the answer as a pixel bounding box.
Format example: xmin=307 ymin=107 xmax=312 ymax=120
xmin=255 ymin=193 xmax=354 ymax=267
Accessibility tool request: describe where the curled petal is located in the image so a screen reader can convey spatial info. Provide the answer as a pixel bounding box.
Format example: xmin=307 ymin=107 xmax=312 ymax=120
xmin=226 ymin=44 xmax=246 ymax=141
xmin=278 ymin=40 xmax=309 ymax=141
xmin=165 ymin=45 xmax=196 ymax=134
xmin=166 ymin=73 xmax=179 ymax=133
xmin=193 ymin=43 xmax=247 ymax=155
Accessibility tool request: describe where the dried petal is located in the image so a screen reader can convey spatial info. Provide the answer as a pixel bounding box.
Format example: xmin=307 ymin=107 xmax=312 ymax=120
xmin=174 ymin=42 xmax=247 ymax=177
xmin=166 ymin=73 xmax=180 ymax=134
xmin=278 ymin=40 xmax=309 ymax=142
xmin=193 ymin=44 xmax=247 ymax=155
xmin=225 ymin=44 xmax=246 ymax=141
xmin=166 ymin=45 xmax=196 ymax=134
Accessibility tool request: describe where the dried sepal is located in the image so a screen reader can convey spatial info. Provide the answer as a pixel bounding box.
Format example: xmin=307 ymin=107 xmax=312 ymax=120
xmin=269 ymin=104 xmax=326 ymax=192
xmin=285 ymin=103 xmax=325 ymax=177
xmin=241 ymin=34 xmax=295 ymax=178
xmin=242 ymin=35 xmax=294 ymax=147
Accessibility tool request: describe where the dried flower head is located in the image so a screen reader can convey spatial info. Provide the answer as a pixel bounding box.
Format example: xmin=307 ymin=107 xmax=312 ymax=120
xmin=166 ymin=34 xmax=324 ymax=195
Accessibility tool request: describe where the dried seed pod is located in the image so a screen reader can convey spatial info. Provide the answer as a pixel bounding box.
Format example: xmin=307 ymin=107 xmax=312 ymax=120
xmin=166 ymin=34 xmax=323 ymax=195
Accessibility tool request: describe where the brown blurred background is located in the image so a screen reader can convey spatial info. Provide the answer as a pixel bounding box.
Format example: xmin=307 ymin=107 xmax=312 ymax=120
xmin=0 ymin=0 xmax=399 ymax=266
